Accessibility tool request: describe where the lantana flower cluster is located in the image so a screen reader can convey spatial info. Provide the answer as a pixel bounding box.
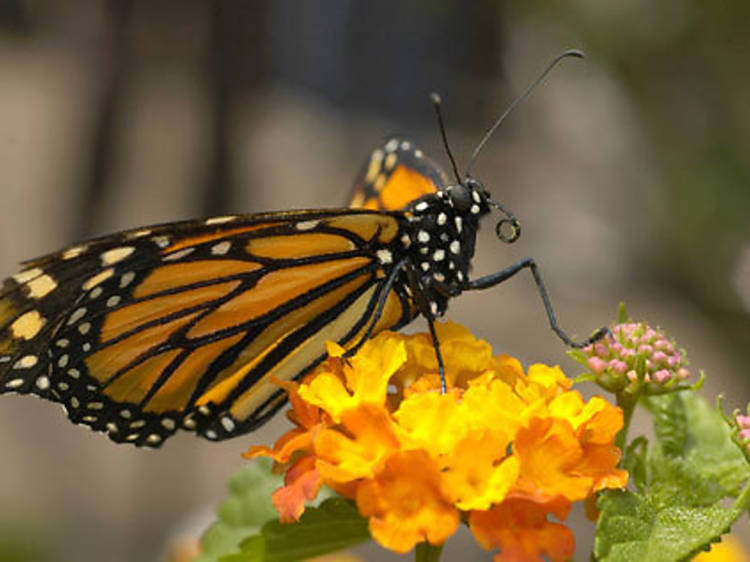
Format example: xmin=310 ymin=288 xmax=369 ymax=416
xmin=246 ymin=323 xmax=627 ymax=560
xmin=579 ymin=321 xmax=691 ymax=393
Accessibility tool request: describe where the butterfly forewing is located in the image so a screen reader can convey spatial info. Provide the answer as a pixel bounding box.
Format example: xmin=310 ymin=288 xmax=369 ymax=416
xmin=0 ymin=210 xmax=416 ymax=446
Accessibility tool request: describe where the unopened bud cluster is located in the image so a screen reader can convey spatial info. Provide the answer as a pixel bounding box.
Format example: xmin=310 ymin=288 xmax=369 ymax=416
xmin=581 ymin=322 xmax=690 ymax=393
xmin=734 ymin=412 xmax=750 ymax=457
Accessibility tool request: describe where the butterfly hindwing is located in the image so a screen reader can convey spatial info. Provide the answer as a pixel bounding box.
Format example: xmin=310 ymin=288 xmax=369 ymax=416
xmin=348 ymin=137 xmax=450 ymax=211
xmin=0 ymin=210 xmax=415 ymax=446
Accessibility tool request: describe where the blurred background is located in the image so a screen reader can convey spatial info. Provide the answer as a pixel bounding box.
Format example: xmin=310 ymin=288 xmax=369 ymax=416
xmin=0 ymin=1 xmax=748 ymax=560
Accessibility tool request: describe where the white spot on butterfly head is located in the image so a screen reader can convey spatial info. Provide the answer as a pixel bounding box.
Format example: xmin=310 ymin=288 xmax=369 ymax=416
xmin=417 ymin=230 xmax=430 ymax=243
xmin=385 ymin=138 xmax=399 ymax=152
xmin=433 ymin=249 xmax=445 ymax=262
xmin=437 ymin=213 xmax=447 ymax=226
xmin=415 ymin=201 xmax=429 ymax=212
xmin=450 ymin=240 xmax=461 ymax=255
xmin=471 ymin=204 xmax=480 ymax=214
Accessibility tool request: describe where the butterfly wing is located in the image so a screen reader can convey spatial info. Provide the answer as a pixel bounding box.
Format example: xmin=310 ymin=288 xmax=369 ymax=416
xmin=348 ymin=137 xmax=450 ymax=210
xmin=0 ymin=210 xmax=416 ymax=446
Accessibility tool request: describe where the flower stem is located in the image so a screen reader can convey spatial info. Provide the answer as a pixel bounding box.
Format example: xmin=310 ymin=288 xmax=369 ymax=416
xmin=615 ymin=392 xmax=638 ymax=452
xmin=731 ymin=473 xmax=750 ymax=515
xmin=415 ymin=541 xmax=443 ymax=562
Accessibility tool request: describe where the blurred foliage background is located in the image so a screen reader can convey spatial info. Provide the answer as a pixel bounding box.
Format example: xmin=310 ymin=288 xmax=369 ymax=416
xmin=0 ymin=1 xmax=748 ymax=560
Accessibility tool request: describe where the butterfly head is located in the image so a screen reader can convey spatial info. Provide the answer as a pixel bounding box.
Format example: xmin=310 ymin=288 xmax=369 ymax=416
xmin=447 ymin=176 xmax=521 ymax=245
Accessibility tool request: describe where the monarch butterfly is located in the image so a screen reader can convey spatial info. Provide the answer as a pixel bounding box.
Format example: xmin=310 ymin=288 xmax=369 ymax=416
xmin=0 ymin=50 xmax=606 ymax=447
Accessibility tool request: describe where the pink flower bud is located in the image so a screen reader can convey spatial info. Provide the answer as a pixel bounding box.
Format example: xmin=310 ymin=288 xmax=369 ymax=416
xmin=587 ymin=357 xmax=607 ymax=374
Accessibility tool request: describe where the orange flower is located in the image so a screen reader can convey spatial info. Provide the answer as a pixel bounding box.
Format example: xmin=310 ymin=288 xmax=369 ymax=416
xmin=469 ymin=497 xmax=575 ymax=562
xmin=246 ymin=323 xmax=628 ymax=557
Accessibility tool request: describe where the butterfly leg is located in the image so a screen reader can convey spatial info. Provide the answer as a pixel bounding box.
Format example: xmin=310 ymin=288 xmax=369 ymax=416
xmin=405 ymin=265 xmax=448 ymax=393
xmin=343 ymin=258 xmax=409 ymax=357
xmin=464 ymin=257 xmax=609 ymax=348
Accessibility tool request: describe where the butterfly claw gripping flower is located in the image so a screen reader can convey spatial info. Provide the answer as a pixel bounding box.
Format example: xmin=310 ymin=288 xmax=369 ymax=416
xmin=246 ymin=323 xmax=628 ymax=559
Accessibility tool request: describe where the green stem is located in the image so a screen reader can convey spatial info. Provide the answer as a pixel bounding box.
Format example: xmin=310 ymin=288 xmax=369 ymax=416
xmin=615 ymin=392 xmax=638 ymax=452
xmin=731 ymin=473 xmax=750 ymax=515
xmin=415 ymin=541 xmax=443 ymax=562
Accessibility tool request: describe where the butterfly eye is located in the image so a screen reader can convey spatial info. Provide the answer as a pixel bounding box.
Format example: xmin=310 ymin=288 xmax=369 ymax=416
xmin=448 ymin=184 xmax=473 ymax=212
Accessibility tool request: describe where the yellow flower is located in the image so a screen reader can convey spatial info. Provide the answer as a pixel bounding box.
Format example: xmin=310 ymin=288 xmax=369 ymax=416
xmin=246 ymin=323 xmax=627 ymax=558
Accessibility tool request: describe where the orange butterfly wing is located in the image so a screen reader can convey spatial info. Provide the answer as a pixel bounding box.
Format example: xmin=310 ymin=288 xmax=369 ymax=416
xmin=348 ymin=137 xmax=449 ymax=211
xmin=0 ymin=210 xmax=415 ymax=446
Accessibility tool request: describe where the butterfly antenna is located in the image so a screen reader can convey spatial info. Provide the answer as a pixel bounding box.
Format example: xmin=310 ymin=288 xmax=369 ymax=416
xmin=466 ymin=49 xmax=584 ymax=175
xmin=429 ymin=92 xmax=462 ymax=184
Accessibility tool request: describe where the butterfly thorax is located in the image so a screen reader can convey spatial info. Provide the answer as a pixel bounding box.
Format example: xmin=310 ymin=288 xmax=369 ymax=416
xmin=401 ymin=180 xmax=491 ymax=317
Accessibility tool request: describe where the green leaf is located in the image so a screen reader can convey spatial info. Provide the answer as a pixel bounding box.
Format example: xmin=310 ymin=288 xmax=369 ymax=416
xmin=196 ymin=459 xmax=283 ymax=562
xmin=644 ymin=394 xmax=687 ymax=458
xmin=623 ymin=436 xmax=649 ymax=493
xmin=415 ymin=541 xmax=444 ymax=562
xmin=595 ymin=392 xmax=750 ymax=561
xmin=232 ymin=497 xmax=371 ymax=562
xmin=594 ymin=489 xmax=735 ymax=562
xmin=618 ymin=302 xmax=629 ymax=324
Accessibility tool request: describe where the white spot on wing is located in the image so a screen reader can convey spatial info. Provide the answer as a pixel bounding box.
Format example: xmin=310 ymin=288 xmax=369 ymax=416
xmin=205 ymin=216 xmax=236 ymax=225
xmin=35 ymin=376 xmax=50 ymax=390
xmin=211 ymin=241 xmax=231 ymax=255
xmin=433 ymin=249 xmax=445 ymax=261
xmin=82 ymin=268 xmax=114 ymax=291
xmin=376 ymin=249 xmax=393 ymax=264
xmin=5 ymin=378 xmax=24 ymax=389
xmin=120 ymin=271 xmax=136 ymax=288
xmin=101 ymin=247 xmax=135 ymax=266
xmin=14 ymin=355 xmax=38 ymax=369
xmin=221 ymin=417 xmax=236 ymax=432
xmin=67 ymin=307 xmax=87 ymax=325
xmin=163 ymin=247 xmax=194 ymax=261
xmin=295 ymin=220 xmax=320 ymax=231
xmin=450 ymin=240 xmax=461 ymax=255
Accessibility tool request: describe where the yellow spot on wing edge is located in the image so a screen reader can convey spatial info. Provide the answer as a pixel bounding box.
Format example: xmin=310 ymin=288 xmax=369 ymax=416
xmin=27 ymin=275 xmax=57 ymax=299
xmin=101 ymin=246 xmax=135 ymax=266
xmin=12 ymin=268 xmax=43 ymax=284
xmin=11 ymin=310 xmax=45 ymax=340
xmin=82 ymin=268 xmax=115 ymax=291
xmin=62 ymin=246 xmax=86 ymax=260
